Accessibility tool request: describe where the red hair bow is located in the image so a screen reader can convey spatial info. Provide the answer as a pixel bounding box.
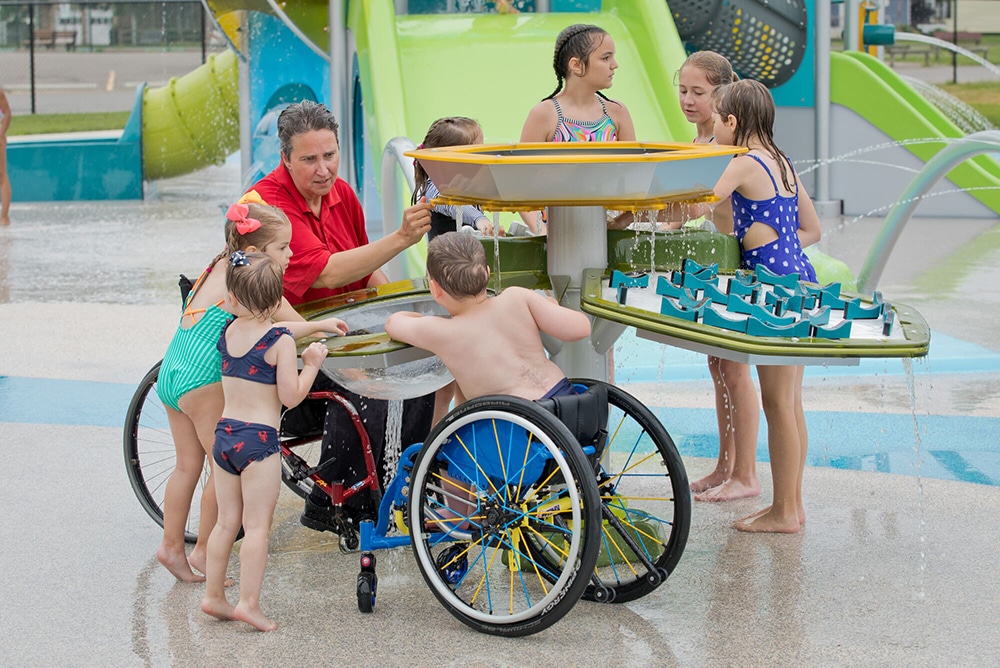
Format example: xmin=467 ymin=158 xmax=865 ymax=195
xmin=226 ymin=203 xmax=261 ymax=235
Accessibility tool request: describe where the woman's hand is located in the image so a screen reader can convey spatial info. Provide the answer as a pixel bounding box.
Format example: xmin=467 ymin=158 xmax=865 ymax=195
xmin=475 ymin=219 xmax=504 ymax=236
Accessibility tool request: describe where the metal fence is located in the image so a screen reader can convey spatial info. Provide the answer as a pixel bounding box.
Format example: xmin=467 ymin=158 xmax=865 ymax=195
xmin=0 ymin=0 xmax=216 ymax=115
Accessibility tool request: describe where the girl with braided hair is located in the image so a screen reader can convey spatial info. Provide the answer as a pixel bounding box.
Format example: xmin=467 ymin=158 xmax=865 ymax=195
xmin=519 ymin=23 xmax=636 ymax=232
xmin=521 ymin=23 xmax=635 ymax=144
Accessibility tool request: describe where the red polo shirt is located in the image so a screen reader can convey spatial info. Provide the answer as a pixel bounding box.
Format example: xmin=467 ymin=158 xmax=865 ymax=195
xmin=251 ymin=164 xmax=371 ymax=305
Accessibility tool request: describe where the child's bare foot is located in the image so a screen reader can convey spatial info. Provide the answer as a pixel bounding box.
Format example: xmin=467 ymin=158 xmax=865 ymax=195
xmin=694 ymin=478 xmax=760 ymax=502
xmin=157 ymin=545 xmax=205 ymax=583
xmin=733 ymin=507 xmax=800 ymax=534
xmin=188 ymin=548 xmax=207 ymax=575
xmin=743 ymin=504 xmax=805 ymax=526
xmin=200 ymin=596 xmax=236 ymax=621
xmin=0 ymin=215 xmax=10 ymax=227
xmin=234 ymin=602 xmax=277 ymax=632
xmin=690 ymin=470 xmax=729 ymax=493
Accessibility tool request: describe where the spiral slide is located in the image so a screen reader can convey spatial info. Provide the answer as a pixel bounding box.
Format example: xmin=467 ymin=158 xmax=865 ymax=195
xmin=8 ymin=48 xmax=239 ymax=201
xmin=140 ymin=48 xmax=240 ymax=181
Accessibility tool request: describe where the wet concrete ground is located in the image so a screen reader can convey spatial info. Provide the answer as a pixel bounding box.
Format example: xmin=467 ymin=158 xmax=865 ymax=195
xmin=2 ymin=160 xmax=999 ymax=665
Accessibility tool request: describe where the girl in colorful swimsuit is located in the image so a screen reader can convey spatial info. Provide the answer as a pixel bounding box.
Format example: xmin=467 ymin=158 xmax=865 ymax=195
xmin=155 ymin=197 xmax=346 ymax=583
xmin=519 ymin=23 xmax=636 ymax=232
xmin=200 ymin=252 xmax=335 ymax=632
xmin=674 ymin=52 xmax=763 ymax=505
xmin=691 ymin=79 xmax=821 ymax=533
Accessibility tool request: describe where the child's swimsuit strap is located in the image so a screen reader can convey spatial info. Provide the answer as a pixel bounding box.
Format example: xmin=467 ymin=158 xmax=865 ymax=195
xmin=181 ymin=260 xmax=225 ymax=321
xmin=744 ymin=152 xmax=798 ymax=198
xmin=742 ymin=153 xmax=780 ymax=197
xmin=551 ymin=97 xmax=565 ymax=123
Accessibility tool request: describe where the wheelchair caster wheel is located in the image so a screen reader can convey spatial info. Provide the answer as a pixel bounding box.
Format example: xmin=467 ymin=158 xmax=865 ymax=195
xmin=435 ymin=543 xmax=469 ymax=585
xmin=591 ymin=585 xmax=616 ymax=604
xmin=360 ymin=552 xmax=376 ymax=572
xmin=357 ymin=571 xmax=377 ymax=613
xmin=340 ymin=530 xmax=360 ymax=553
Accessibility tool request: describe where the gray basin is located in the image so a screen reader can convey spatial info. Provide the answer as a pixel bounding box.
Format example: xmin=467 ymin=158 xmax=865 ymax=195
xmin=296 ymin=282 xmax=453 ymax=400
xmin=407 ymin=141 xmax=743 ymax=209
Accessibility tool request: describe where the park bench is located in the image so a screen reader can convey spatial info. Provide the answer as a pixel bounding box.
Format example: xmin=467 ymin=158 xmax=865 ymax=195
xmin=886 ymin=44 xmax=934 ymax=67
xmin=22 ymin=29 xmax=77 ymax=51
xmin=932 ymin=31 xmax=983 ymax=45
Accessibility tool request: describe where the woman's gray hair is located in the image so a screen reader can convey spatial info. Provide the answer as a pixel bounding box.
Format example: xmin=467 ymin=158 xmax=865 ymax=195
xmin=277 ymin=100 xmax=340 ymax=159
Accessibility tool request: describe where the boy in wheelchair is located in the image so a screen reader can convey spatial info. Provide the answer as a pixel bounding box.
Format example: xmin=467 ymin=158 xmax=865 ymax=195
xmin=386 ymin=233 xmax=592 ymax=404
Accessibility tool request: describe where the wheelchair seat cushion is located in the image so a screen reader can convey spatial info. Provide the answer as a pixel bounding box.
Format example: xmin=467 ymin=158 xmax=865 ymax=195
xmin=536 ymin=382 xmax=609 ymax=447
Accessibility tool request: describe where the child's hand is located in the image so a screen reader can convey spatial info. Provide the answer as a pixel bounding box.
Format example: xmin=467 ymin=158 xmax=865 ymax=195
xmin=476 ymin=219 xmax=504 ymax=236
xmin=301 ymin=341 xmax=329 ymax=368
xmin=316 ymin=317 xmax=349 ymax=337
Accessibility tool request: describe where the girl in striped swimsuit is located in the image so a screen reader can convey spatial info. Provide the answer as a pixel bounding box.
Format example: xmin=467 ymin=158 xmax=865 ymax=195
xmin=155 ymin=198 xmax=346 ymax=582
xmin=520 ymin=23 xmax=637 ymax=232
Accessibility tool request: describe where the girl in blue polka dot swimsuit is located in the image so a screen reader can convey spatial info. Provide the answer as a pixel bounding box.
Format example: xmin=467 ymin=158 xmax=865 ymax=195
xmin=703 ymin=79 xmax=822 ymax=534
xmin=731 ymin=155 xmax=817 ymax=281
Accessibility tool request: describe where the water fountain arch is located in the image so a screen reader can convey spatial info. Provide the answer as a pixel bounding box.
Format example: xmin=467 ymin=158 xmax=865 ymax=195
xmin=858 ymin=131 xmax=1000 ymax=292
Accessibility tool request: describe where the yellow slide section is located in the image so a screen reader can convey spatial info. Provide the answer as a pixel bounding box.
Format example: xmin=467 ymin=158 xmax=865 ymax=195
xmin=141 ymin=48 xmax=240 ymax=180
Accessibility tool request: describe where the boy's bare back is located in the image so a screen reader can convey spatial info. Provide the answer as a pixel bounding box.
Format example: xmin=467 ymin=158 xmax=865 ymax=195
xmin=386 ymin=286 xmax=590 ymax=402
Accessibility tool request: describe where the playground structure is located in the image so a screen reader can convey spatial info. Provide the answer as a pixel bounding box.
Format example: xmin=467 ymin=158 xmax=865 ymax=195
xmin=123 ymin=136 xmax=931 ymax=634
xmin=8 ymin=0 xmax=1000 ymax=228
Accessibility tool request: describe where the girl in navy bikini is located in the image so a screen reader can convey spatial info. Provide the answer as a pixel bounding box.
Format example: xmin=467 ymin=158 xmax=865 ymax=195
xmin=200 ymin=251 xmax=344 ymax=631
xmin=692 ymin=79 xmax=822 ymax=533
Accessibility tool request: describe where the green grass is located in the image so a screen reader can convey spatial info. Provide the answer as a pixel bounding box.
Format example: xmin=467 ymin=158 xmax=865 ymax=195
xmin=9 ymin=111 xmax=130 ymax=136
xmin=939 ymin=81 xmax=1000 ymax=127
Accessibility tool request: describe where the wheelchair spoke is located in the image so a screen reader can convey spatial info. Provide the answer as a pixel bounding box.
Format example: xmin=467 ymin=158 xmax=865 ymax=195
xmin=409 ymin=399 xmax=601 ymax=637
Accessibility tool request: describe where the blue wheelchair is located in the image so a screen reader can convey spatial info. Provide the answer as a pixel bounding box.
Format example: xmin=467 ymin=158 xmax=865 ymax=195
xmin=281 ymin=379 xmax=692 ymax=637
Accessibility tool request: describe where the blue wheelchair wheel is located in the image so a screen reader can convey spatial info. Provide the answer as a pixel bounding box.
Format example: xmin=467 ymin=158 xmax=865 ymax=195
xmin=408 ymin=395 xmax=602 ymax=637
xmin=525 ymin=380 xmax=692 ymax=604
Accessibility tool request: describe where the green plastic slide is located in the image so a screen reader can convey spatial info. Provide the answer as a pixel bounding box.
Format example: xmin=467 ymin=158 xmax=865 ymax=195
xmin=349 ymin=0 xmax=692 ymax=183
xmin=830 ymin=50 xmax=1000 ymax=215
xmin=141 ymin=48 xmax=240 ymax=181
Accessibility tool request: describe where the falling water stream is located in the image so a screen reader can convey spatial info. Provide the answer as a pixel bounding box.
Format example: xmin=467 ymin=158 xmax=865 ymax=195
xmin=902 ymin=358 xmax=928 ymax=600
xmin=894 ymin=32 xmax=1000 ymax=78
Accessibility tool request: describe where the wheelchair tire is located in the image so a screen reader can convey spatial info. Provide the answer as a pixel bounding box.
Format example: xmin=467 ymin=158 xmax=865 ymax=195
xmin=124 ymin=361 xmax=243 ymax=544
xmin=357 ymin=572 xmax=377 ymax=613
xmin=123 ymin=361 xmax=204 ymax=543
xmin=408 ymin=395 xmax=602 ymax=637
xmin=526 ymin=380 xmax=692 ymax=604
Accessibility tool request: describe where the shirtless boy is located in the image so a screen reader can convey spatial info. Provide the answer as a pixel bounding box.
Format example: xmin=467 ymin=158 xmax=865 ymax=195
xmin=384 ymin=233 xmax=591 ymax=402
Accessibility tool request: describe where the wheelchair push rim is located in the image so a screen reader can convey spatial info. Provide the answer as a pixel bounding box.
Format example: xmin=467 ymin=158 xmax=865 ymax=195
xmin=408 ymin=396 xmax=603 ymax=637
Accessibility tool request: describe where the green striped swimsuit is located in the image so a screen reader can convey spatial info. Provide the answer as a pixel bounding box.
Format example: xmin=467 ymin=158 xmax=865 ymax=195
xmin=156 ymin=273 xmax=233 ymax=411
